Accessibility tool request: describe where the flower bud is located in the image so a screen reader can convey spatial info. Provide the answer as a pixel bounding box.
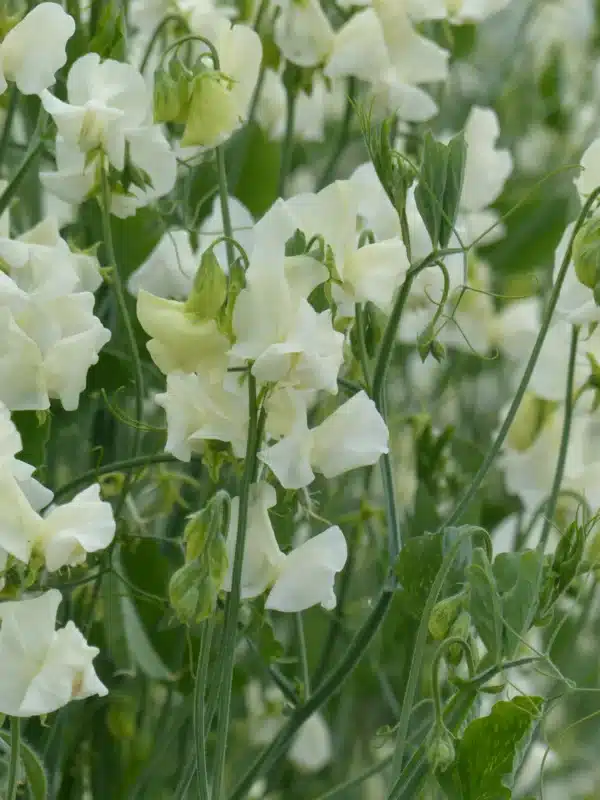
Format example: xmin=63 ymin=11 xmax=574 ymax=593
xmin=181 ymin=72 xmax=238 ymax=148
xmin=428 ymin=592 xmax=466 ymax=641
xmin=506 ymin=392 xmax=553 ymax=452
xmin=107 ymin=695 xmax=137 ymax=740
xmin=153 ymin=61 xmax=191 ymax=124
xmin=185 ymin=248 xmax=228 ymax=322
xmin=572 ymin=214 xmax=600 ymax=292
xmin=446 ymin=611 xmax=471 ymax=666
xmin=183 ymin=490 xmax=230 ymax=562
xmin=426 ymin=724 xmax=456 ymax=772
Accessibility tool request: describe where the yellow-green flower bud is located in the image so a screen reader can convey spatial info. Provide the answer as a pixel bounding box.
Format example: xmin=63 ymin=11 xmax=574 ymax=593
xmin=185 ymin=248 xmax=228 ymax=322
xmin=428 ymin=592 xmax=466 ymax=641
xmin=572 ymin=215 xmax=600 ymax=292
xmin=181 ymin=72 xmax=237 ymax=148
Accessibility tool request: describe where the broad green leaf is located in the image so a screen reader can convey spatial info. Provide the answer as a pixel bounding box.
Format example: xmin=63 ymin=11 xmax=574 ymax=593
xmin=414 ymin=131 xmax=449 ymax=248
xmin=494 ymin=549 xmax=543 ymax=657
xmin=88 ymin=2 xmax=126 ymax=60
xmin=235 ymin=123 xmax=281 ymax=216
xmin=394 ymin=532 xmax=444 ymax=617
xmin=0 ymin=731 xmax=47 ymax=800
xmin=436 ymin=696 xmax=543 ymax=800
xmin=12 ymin=410 xmax=51 ymax=474
xmin=467 ymin=547 xmax=503 ymax=663
xmin=101 ymin=571 xmax=133 ymax=672
xmin=439 ymin=132 xmax=467 ymax=248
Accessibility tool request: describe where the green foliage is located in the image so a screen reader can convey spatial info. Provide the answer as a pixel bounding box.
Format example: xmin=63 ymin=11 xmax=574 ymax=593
xmin=0 ymin=730 xmax=47 ymax=800
xmin=436 ymin=696 xmax=543 ymax=799
xmin=12 ymin=410 xmax=51 ymax=475
xmin=415 ymin=131 xmax=467 ymax=249
xmin=467 ymin=547 xmax=503 ymax=664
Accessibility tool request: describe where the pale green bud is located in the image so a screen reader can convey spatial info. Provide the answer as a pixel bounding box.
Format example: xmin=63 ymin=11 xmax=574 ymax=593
xmin=183 ymin=490 xmax=230 ymax=562
xmin=428 ymin=592 xmax=466 ymax=641
xmin=426 ymin=724 xmax=456 ymax=772
xmin=446 ymin=611 xmax=471 ymax=666
xmin=181 ymin=72 xmax=237 ymax=148
xmin=153 ymin=61 xmax=191 ymax=124
xmin=185 ymin=248 xmax=228 ymax=322
xmin=572 ymin=215 xmax=600 ymax=294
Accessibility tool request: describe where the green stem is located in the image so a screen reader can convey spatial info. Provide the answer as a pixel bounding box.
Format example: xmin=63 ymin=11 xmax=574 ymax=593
xmin=51 ymin=453 xmax=182 ymax=502
xmin=0 ymin=138 xmax=44 ymax=219
xmin=0 ymin=86 xmax=19 ymax=171
xmin=440 ymin=190 xmax=600 ymax=529
xmin=100 ymin=164 xmax=145 ymax=518
xmin=389 ymin=527 xmax=491 ymax=781
xmin=216 ymin=145 xmax=235 ymax=269
xmin=295 ymin=613 xmax=311 ymax=699
xmin=278 ymin=79 xmax=297 ymax=198
xmin=316 ymin=77 xmax=356 ymax=191
xmin=229 ymin=589 xmax=393 ymax=799
xmin=7 ymin=717 xmax=20 ymax=800
xmin=140 ymin=13 xmax=189 ymax=72
xmin=194 ymin=616 xmax=215 ymax=799
xmin=538 ymin=325 xmax=580 ymax=549
xmin=211 ymin=374 xmax=260 ymax=799
xmin=354 ymin=303 xmax=372 ymax=392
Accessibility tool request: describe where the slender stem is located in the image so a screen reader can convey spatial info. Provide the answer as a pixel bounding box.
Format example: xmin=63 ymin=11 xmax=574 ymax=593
xmin=539 ymin=325 xmax=580 ymax=548
xmin=354 ymin=303 xmax=372 ymax=393
xmin=278 ymin=80 xmax=296 ymax=198
xmin=216 ymin=145 xmax=235 ymax=268
xmin=51 ymin=453 xmax=181 ymax=502
xmin=0 ymin=138 xmax=44 ymax=219
xmin=229 ymin=589 xmax=393 ymax=799
xmin=140 ymin=13 xmax=189 ymax=72
xmin=100 ymin=164 xmax=145 ymax=518
xmin=295 ymin=613 xmax=311 ymax=699
xmin=441 ymin=188 xmax=600 ymax=529
xmin=194 ymin=616 xmax=215 ymax=799
xmin=211 ymin=374 xmax=260 ymax=799
xmin=0 ymin=86 xmax=19 ymax=171
xmin=7 ymin=717 xmax=20 ymax=800
xmin=317 ymin=77 xmax=356 ymax=191
xmin=380 ymin=441 xmax=401 ymax=564
xmin=389 ymin=528 xmax=491 ymax=781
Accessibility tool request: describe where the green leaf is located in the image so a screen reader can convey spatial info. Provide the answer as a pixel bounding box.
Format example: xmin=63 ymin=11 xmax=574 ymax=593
xmin=120 ymin=590 xmax=174 ymax=681
xmin=414 ymin=131 xmax=449 ymax=248
xmin=436 ymin=696 xmax=543 ymax=800
xmin=235 ymin=123 xmax=281 ymax=216
xmin=494 ymin=549 xmax=543 ymax=657
xmin=467 ymin=547 xmax=503 ymax=663
xmin=0 ymin=731 xmax=47 ymax=800
xmin=12 ymin=410 xmax=51 ymax=473
xmin=88 ymin=2 xmax=126 ymax=60
xmin=439 ymin=132 xmax=467 ymax=248
xmin=395 ymin=532 xmax=444 ymax=617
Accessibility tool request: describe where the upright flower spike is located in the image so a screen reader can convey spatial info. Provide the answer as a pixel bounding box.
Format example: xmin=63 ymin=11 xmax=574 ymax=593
xmin=260 ymin=391 xmax=389 ymax=490
xmin=222 ymin=482 xmax=348 ymax=612
xmin=0 ymin=3 xmax=75 ymax=96
xmin=0 ymin=590 xmax=107 ymax=717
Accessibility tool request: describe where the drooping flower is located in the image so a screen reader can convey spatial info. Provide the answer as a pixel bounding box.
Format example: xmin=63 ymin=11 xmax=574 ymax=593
xmin=273 ymin=0 xmax=334 ymax=68
xmin=0 ymin=3 xmax=75 ymax=96
xmin=0 ymin=590 xmax=107 ymax=717
xmin=223 ymin=482 xmax=347 ymax=612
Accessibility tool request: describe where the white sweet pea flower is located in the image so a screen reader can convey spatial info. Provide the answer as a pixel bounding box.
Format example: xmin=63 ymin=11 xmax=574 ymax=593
xmin=40 ymin=136 xmax=97 ymax=209
xmin=460 ymin=107 xmax=513 ymax=215
xmin=0 ymin=590 xmax=107 ymax=717
xmin=408 ymin=0 xmax=512 ymax=22
xmin=0 ymin=293 xmax=111 ymax=412
xmin=223 ymin=482 xmax=348 ymax=612
xmin=36 ymin=485 xmax=116 ymax=572
xmin=231 ymin=250 xmax=343 ymax=393
xmin=156 ymin=371 xmax=249 ymax=460
xmin=0 ymin=471 xmax=44 ymax=564
xmin=326 ymin=2 xmax=449 ymax=121
xmin=0 ymin=216 xmax=102 ymax=299
xmin=260 ymin=391 xmax=389 ymax=489
xmin=0 ymin=402 xmax=53 ymax=511
xmin=283 ymin=181 xmax=410 ymax=314
xmin=575 ymin=136 xmax=600 ymax=200
xmin=41 ymin=53 xmax=149 ymax=171
xmin=137 ymin=290 xmax=230 ymax=378
xmin=128 ymin=231 xmax=198 ymax=300
xmin=222 ymin=483 xmax=285 ymax=598
xmin=274 ymin=0 xmax=334 ymax=68
xmin=0 ymin=3 xmax=75 ymax=96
